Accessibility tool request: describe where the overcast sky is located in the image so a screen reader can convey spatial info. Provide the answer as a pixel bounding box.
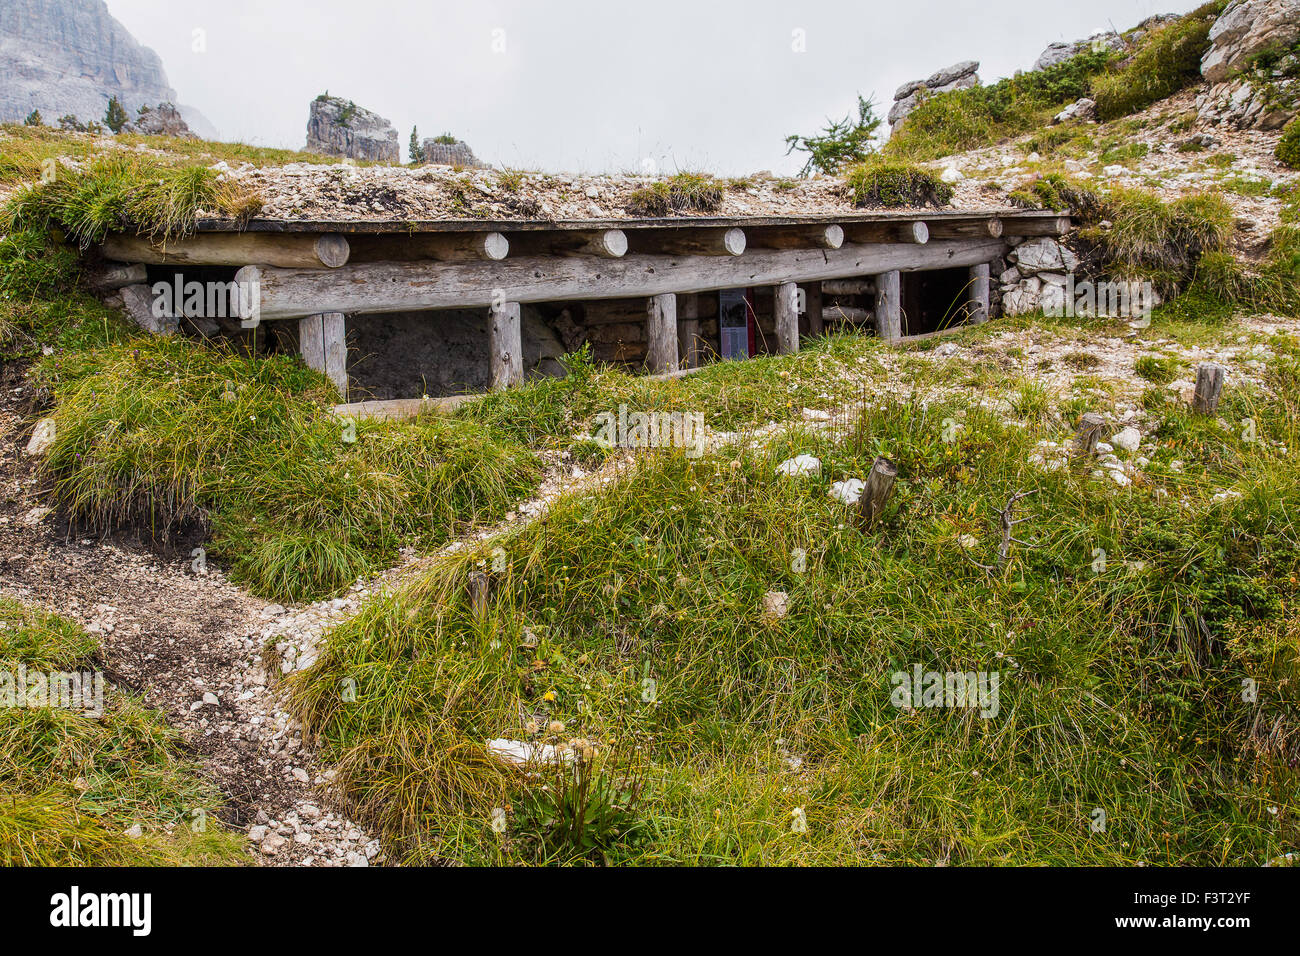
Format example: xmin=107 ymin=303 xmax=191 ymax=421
xmin=104 ymin=0 xmax=1203 ymax=176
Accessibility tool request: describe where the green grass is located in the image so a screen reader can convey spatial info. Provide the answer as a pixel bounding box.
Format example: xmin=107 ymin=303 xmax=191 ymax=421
xmin=0 ymin=598 xmax=245 ymax=865
xmin=884 ymin=50 xmax=1115 ymax=163
xmin=1092 ymin=4 xmax=1224 ymax=121
xmin=843 ymin=159 xmax=954 ymax=208
xmin=291 ymin=339 xmax=1300 ymax=865
xmin=4 ymin=152 xmax=262 ymax=245
xmin=1279 ymin=118 xmax=1300 ymax=170
xmin=32 ymin=336 xmax=541 ymax=602
xmin=625 ymin=173 xmax=725 ymax=217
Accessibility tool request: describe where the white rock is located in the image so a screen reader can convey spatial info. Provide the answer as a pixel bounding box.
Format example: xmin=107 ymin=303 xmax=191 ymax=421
xmin=1111 ymin=427 xmax=1141 ymax=453
xmin=828 ymin=479 xmax=865 ymax=506
xmin=762 ymin=590 xmax=790 ymax=620
xmin=939 ymin=166 xmax=964 ymax=184
xmin=776 ymin=454 xmax=821 ymax=477
xmin=24 ymin=418 xmax=56 ymax=456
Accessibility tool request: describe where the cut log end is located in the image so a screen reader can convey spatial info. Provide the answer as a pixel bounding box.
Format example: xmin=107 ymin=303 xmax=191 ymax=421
xmin=722 ymin=228 xmax=747 ymax=256
xmin=314 ymin=233 xmax=351 ymax=268
xmin=482 ymin=232 xmax=510 ymax=261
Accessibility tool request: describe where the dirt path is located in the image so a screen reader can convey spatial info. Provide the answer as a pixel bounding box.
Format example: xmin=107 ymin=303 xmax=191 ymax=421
xmin=0 ymin=365 xmax=379 ymax=866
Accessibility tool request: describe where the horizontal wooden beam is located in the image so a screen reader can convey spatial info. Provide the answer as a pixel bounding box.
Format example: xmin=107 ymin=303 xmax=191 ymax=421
xmin=1002 ymin=216 xmax=1071 ymax=237
xmin=234 ymin=238 xmax=1007 ymax=322
xmin=102 ymin=232 xmax=350 ymax=269
xmin=504 ymin=229 xmax=627 ymax=258
xmin=192 ymin=210 xmax=1070 ymax=235
xmin=348 ymin=231 xmax=509 ymax=263
xmin=926 ymin=218 xmax=1003 ymax=240
xmin=821 ymin=278 xmax=873 ymax=296
xmin=842 ymin=221 xmax=928 ymax=245
xmin=747 ymin=224 xmax=843 ymax=250
xmin=627 ymin=227 xmax=746 ymax=257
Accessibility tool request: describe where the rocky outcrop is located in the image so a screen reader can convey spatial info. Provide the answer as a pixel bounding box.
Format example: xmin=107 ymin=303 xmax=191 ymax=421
xmin=888 ymin=61 xmax=979 ymax=132
xmin=1201 ymin=0 xmax=1300 ymax=84
xmin=1033 ymin=31 xmax=1126 ymax=71
xmin=126 ymin=102 xmax=195 ymax=138
xmin=1197 ymin=71 xmax=1298 ymax=129
xmin=1195 ymin=0 xmax=1300 ymax=130
xmin=305 ymin=95 xmax=400 ymax=164
xmin=0 ymin=0 xmax=215 ymax=136
xmin=420 ymin=137 xmax=486 ymax=168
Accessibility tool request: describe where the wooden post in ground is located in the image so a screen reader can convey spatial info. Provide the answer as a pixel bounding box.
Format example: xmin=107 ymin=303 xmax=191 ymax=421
xmin=969 ymin=263 xmax=990 ymax=325
xmin=646 ymin=293 xmax=679 ymax=374
xmin=489 ymin=301 xmax=524 ymax=389
xmin=804 ymin=282 xmax=824 ymax=337
xmin=860 ymin=456 xmax=898 ymax=527
xmin=678 ymin=293 xmax=702 ymax=369
xmin=1192 ymin=362 xmax=1226 ymax=415
xmin=467 ymin=570 xmax=489 ymax=621
xmin=299 ymin=312 xmax=348 ymax=398
xmin=775 ymin=281 xmax=800 ymax=355
xmin=875 ymin=270 xmax=901 ymax=343
xmin=1074 ymin=412 xmax=1105 ymax=457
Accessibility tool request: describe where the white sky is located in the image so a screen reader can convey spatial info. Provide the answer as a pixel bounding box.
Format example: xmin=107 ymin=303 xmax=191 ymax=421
xmin=104 ymin=0 xmax=1204 ymax=176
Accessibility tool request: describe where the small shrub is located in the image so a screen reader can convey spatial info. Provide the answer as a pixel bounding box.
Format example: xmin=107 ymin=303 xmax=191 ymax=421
xmin=785 ymin=94 xmax=883 ymax=176
xmin=844 ymin=160 xmax=953 ymax=208
xmin=1135 ymin=354 xmax=1180 ymax=384
xmin=1277 ymin=117 xmax=1300 ymax=169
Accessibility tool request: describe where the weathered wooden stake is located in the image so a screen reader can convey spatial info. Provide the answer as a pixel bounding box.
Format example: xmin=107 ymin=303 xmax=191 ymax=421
xmin=467 ymin=570 xmax=489 ymax=620
xmin=489 ymin=300 xmax=524 ymax=389
xmin=1192 ymin=362 xmax=1226 ymax=415
xmin=775 ymin=281 xmax=800 ymax=355
xmin=875 ymin=270 xmax=901 ymax=343
xmin=859 ymin=456 xmax=898 ymax=527
xmin=299 ymin=312 xmax=348 ymax=398
xmin=646 ymin=293 xmax=679 ymax=374
xmin=968 ymin=263 xmax=990 ymax=325
xmin=1074 ymin=412 xmax=1105 ymax=457
xmin=678 ymin=293 xmax=702 ymax=369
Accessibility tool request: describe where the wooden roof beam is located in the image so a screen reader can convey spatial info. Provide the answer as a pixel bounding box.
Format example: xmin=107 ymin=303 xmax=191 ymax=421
xmin=234 ymin=237 xmax=1006 ymax=323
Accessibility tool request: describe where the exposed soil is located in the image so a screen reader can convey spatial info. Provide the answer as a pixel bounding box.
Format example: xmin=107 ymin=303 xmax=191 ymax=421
xmin=0 ymin=361 xmax=380 ymax=866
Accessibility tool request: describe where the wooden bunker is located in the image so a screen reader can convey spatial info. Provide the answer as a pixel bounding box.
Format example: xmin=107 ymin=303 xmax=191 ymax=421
xmin=97 ymin=209 xmax=1071 ymax=409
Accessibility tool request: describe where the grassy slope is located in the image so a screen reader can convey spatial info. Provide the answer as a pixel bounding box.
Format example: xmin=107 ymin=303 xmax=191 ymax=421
xmin=292 ymin=307 xmax=1300 ymax=866
xmin=0 ymin=598 xmax=245 ymax=865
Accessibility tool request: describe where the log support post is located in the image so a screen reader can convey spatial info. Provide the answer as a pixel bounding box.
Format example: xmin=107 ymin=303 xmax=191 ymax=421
xmin=875 ymin=270 xmax=901 ymax=343
xmin=969 ymin=263 xmax=990 ymax=325
xmin=647 ymin=293 xmax=679 ymax=374
xmin=489 ymin=300 xmax=524 ymax=389
xmin=678 ymin=293 xmax=702 ymax=369
xmin=804 ymin=282 xmax=824 ymax=337
xmin=775 ymin=281 xmax=800 ymax=355
xmin=299 ymin=312 xmax=348 ymax=398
